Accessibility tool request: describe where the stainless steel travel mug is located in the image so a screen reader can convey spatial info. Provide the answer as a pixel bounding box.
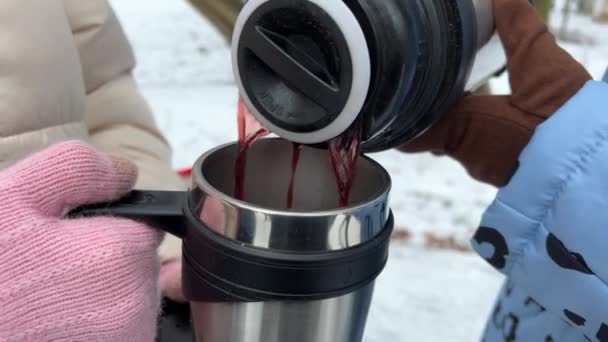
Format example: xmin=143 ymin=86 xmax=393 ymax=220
xmin=183 ymin=138 xmax=393 ymax=342
xmin=71 ymin=138 xmax=393 ymax=342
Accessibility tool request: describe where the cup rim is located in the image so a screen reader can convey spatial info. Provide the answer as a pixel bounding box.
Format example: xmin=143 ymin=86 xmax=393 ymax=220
xmin=190 ymin=138 xmax=392 ymax=217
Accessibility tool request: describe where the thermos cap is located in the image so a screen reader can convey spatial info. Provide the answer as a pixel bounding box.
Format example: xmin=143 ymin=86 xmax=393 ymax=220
xmin=233 ymin=0 xmax=503 ymax=152
xmin=232 ymin=0 xmax=371 ymax=144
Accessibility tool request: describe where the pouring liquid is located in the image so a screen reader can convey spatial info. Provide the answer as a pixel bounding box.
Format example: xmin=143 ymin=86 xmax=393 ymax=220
xmin=286 ymin=143 xmax=303 ymax=209
xmin=235 ymin=97 xmax=362 ymax=208
xmin=234 ymin=98 xmax=270 ymax=201
xmin=328 ymin=121 xmax=362 ymax=207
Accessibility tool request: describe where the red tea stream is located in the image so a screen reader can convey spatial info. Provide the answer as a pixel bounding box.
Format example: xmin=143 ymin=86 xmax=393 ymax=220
xmin=234 ymin=98 xmax=270 ymax=201
xmin=286 ymin=143 xmax=303 ymax=209
xmin=328 ymin=122 xmax=363 ymax=207
xmin=235 ymin=98 xmax=362 ymax=208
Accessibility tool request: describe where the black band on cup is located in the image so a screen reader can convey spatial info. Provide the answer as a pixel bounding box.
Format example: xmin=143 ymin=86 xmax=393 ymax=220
xmin=182 ymin=204 xmax=394 ymax=303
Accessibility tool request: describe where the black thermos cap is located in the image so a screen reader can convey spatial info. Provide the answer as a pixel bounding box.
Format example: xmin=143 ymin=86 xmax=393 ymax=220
xmin=232 ymin=0 xmax=372 ymax=145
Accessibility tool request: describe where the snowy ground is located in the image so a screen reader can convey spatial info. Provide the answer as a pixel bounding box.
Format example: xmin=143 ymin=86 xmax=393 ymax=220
xmin=109 ymin=1 xmax=608 ymax=340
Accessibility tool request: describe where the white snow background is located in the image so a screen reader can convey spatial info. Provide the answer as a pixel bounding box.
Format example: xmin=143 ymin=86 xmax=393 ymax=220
xmin=109 ymin=1 xmax=608 ymax=340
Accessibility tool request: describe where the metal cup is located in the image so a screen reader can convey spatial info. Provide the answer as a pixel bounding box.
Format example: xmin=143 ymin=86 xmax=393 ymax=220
xmin=184 ymin=138 xmax=392 ymax=342
xmin=70 ymin=138 xmax=393 ymax=342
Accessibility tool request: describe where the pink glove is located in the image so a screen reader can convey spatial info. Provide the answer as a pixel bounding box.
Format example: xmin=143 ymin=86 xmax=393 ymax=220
xmin=0 ymin=141 xmax=162 ymax=342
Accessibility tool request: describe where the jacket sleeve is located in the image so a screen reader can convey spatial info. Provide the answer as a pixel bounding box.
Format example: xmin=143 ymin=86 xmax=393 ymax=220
xmin=471 ymin=81 xmax=608 ymax=342
xmin=0 ymin=0 xmax=88 ymax=170
xmin=63 ymin=0 xmax=184 ymax=192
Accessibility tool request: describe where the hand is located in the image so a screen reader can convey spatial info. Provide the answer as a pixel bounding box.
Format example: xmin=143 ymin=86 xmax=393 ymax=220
xmin=159 ymin=194 xmax=227 ymax=303
xmin=401 ymin=0 xmax=592 ymax=187
xmin=0 ymin=141 xmax=162 ymax=342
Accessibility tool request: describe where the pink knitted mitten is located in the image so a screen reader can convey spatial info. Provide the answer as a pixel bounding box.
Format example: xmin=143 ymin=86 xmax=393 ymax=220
xmin=0 ymin=141 xmax=162 ymax=342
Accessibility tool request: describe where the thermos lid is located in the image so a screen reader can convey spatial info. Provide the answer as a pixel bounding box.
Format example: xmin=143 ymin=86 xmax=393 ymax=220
xmin=233 ymin=0 xmax=496 ymax=151
xmin=232 ymin=0 xmax=371 ymax=144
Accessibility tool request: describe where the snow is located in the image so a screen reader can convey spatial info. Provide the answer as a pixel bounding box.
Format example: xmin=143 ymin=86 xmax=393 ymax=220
xmin=109 ymin=1 xmax=607 ymax=340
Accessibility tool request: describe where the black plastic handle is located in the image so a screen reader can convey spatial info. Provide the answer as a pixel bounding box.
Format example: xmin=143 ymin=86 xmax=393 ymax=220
xmin=68 ymin=190 xmax=187 ymax=239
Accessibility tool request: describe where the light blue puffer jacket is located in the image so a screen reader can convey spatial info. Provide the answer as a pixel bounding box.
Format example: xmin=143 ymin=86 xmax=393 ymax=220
xmin=474 ymin=80 xmax=608 ymax=342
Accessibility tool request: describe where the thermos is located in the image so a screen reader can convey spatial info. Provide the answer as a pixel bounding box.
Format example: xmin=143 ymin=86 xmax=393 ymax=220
xmin=232 ymin=0 xmax=506 ymax=151
xmin=74 ymin=139 xmax=393 ymax=342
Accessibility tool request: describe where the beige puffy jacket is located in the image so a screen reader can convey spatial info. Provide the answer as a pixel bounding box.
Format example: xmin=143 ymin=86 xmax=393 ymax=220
xmin=0 ymin=0 xmax=183 ymax=261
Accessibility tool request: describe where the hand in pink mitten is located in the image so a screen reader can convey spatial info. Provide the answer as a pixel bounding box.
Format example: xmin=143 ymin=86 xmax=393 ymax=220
xmin=0 ymin=141 xmax=162 ymax=342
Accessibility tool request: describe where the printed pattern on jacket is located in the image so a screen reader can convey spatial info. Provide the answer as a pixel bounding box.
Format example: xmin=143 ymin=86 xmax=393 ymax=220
xmin=472 ymin=81 xmax=608 ymax=341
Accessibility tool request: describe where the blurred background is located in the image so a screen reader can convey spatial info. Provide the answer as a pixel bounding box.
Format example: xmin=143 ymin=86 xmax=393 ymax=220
xmin=108 ymin=0 xmax=608 ymax=340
